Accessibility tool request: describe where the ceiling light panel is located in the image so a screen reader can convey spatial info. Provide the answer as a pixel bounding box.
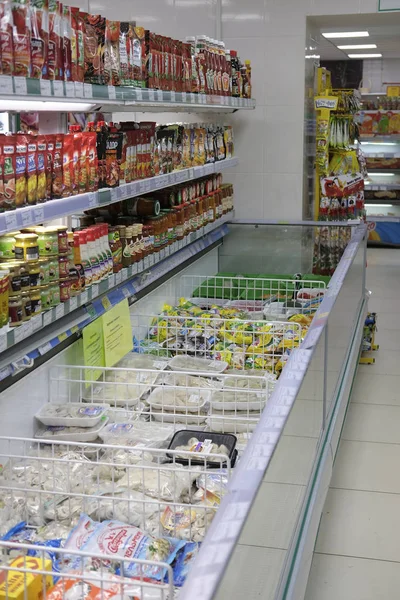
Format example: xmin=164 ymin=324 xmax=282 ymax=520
xmin=322 ymin=31 xmax=369 ymax=39
xmin=348 ymin=53 xmax=382 ymax=58
xmin=337 ymin=44 xmax=377 ymax=49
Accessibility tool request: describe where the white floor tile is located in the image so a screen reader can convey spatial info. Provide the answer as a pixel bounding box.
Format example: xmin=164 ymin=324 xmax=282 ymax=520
xmin=332 ymin=440 xmax=400 ymax=494
xmin=371 ymin=313 xmax=400 ymax=330
xmin=305 ymin=553 xmax=400 ymax=600
xmin=342 ymin=403 xmax=400 ymax=444
xmin=284 ymin=400 xmax=323 ymax=438
xmin=357 ymin=349 xmax=400 ymax=376
xmin=264 ymin=435 xmax=319 ymax=486
xmin=315 ymin=488 xmax=400 ymax=562
xmin=214 ymin=545 xmax=286 ymax=600
xmin=368 ymin=296 xmax=399 ymax=314
xmin=351 ymin=373 xmax=400 ymax=405
xmin=372 ymin=327 xmax=400 ymax=351
xmin=240 ymin=482 xmax=306 ymax=549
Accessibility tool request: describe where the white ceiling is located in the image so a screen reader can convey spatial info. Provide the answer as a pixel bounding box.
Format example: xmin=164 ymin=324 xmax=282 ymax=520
xmin=309 ymin=13 xmax=400 ymax=60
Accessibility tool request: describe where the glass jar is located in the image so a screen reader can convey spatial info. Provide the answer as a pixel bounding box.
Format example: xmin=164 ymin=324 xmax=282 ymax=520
xmin=50 ymin=283 xmax=60 ymax=307
xmin=0 ymin=261 xmax=21 ymax=296
xmin=9 ymin=295 xmax=23 ymax=327
xmin=35 ymin=226 xmax=59 ymax=257
xmin=58 ymin=255 xmax=70 ymax=279
xmin=108 ymin=227 xmax=122 ymax=273
xmin=0 ymin=231 xmax=18 ymax=260
xmin=38 ymin=258 xmax=50 ymax=285
xmin=14 ymin=234 xmax=39 ymax=262
xmin=29 ymin=289 xmax=42 ymax=315
xmin=0 ymin=271 xmax=9 ymax=328
xmin=69 ymin=268 xmax=80 ymax=297
xmin=56 ymin=226 xmax=69 ymax=254
xmin=59 ymin=279 xmax=71 ymax=302
xmin=40 ymin=285 xmax=51 ymax=310
xmin=27 ymin=262 xmax=41 ymax=289
xmin=21 ymin=291 xmax=32 ymax=321
xmin=174 ymin=205 xmax=185 ymax=240
xmin=48 ymin=258 xmax=59 ymax=282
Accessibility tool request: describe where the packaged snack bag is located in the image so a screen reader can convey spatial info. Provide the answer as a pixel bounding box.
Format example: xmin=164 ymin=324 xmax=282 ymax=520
xmin=105 ymin=132 xmax=122 ymax=188
xmin=0 ymin=0 xmax=15 ymax=75
xmin=72 ymin=130 xmax=80 ymax=194
xmin=79 ymin=132 xmax=88 ymax=192
xmin=30 ymin=0 xmax=48 ymax=79
xmin=52 ymin=133 xmax=63 ymax=198
xmin=26 ymin=136 xmax=37 ymax=205
xmin=62 ymin=133 xmax=74 ymax=197
xmin=46 ymin=579 xmax=131 ymax=600
xmin=0 ymin=135 xmax=16 ymax=211
xmin=12 ymin=0 xmax=31 ymax=77
xmin=36 ymin=134 xmax=47 ymax=202
xmin=70 ymin=4 xmax=78 ymax=81
xmin=0 ymin=556 xmax=53 ymax=598
xmin=15 ymin=133 xmax=27 ymax=207
xmin=86 ymin=132 xmax=97 ymax=191
xmin=118 ymin=21 xmax=130 ymax=85
xmin=62 ymin=3 xmax=72 ymax=81
xmin=83 ymin=13 xmax=105 ymax=84
xmin=45 ymin=133 xmax=54 ymax=199
xmin=105 ymin=19 xmax=119 ymax=86
xmin=132 ymin=26 xmax=145 ymax=87
xmin=173 ymin=542 xmax=201 ymax=587
xmin=48 ymin=0 xmax=62 ymax=80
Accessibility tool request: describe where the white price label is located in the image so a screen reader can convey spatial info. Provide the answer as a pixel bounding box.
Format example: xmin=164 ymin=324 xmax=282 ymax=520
xmin=182 ymin=92 xmax=187 ymax=102
xmin=21 ymin=209 xmax=32 ymax=226
xmin=121 ymin=269 xmax=128 ymax=281
xmin=0 ymin=334 xmax=7 ymax=353
xmin=39 ymin=79 xmax=51 ymax=96
xmin=88 ymin=192 xmax=97 ymax=207
xmin=157 ymin=89 xmax=163 ymax=101
xmin=43 ymin=310 xmax=53 ymax=327
xmin=80 ymin=290 xmax=88 ymax=305
xmin=33 ymin=206 xmax=44 ymax=223
xmin=69 ymin=296 xmax=78 ymax=311
xmin=171 ymin=91 xmax=176 ymax=102
xmin=14 ymin=322 xmax=32 ymax=344
xmin=0 ymin=76 xmax=13 ymax=95
xmin=136 ymin=88 xmax=143 ymax=100
xmin=75 ymin=82 xmax=84 ymax=97
xmin=190 ymin=92 xmax=195 ymax=104
xmin=108 ymin=86 xmax=116 ymax=100
xmin=148 ymin=89 xmax=155 ymax=101
xmin=131 ymin=263 xmax=138 ymax=275
xmin=91 ymin=283 xmax=99 ymax=298
xmin=139 ymin=180 xmax=147 ymax=193
xmin=115 ymin=271 xmax=122 ymax=285
xmin=5 ymin=212 xmax=17 ymax=230
xmin=122 ymin=287 xmax=130 ymax=298
xmin=84 ymin=83 xmax=92 ymax=98
xmin=110 ymin=188 xmax=119 ymax=202
xmin=65 ymin=81 xmax=75 ymax=97
xmin=165 ymin=245 xmax=170 ymax=257
xmin=189 ymin=168 xmax=194 ymax=179
xmin=160 ymin=247 xmax=165 ymax=260
xmin=38 ymin=342 xmax=52 ymax=356
xmin=55 ymin=304 xmax=65 ymax=320
xmin=14 ymin=77 xmax=27 ymax=95
xmin=30 ymin=314 xmax=42 ymax=333
xmin=53 ymin=80 xmax=64 ymax=96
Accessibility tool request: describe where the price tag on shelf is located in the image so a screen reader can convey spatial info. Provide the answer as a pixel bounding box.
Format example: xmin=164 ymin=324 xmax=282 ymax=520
xmin=84 ymin=83 xmax=93 ymax=98
xmin=91 ymin=283 xmax=99 ymax=298
xmin=110 ymin=188 xmax=119 ymax=202
xmin=115 ymin=271 xmax=122 ymax=285
xmin=190 ymin=93 xmax=195 ymax=104
xmin=157 ymin=89 xmax=163 ymax=101
xmin=108 ymin=86 xmax=116 ymax=100
xmin=43 ymin=310 xmax=53 ymax=327
xmin=171 ymin=91 xmax=176 ymax=102
xmin=14 ymin=322 xmax=32 ymax=344
xmin=14 ymin=77 xmax=27 ymax=95
xmin=58 ymin=332 xmax=68 ymax=342
xmin=20 ymin=209 xmax=32 ymax=227
xmin=0 ymin=76 xmax=13 ymax=95
xmin=80 ymin=290 xmax=88 ymax=306
xmin=55 ymin=304 xmax=65 ymax=320
xmin=38 ymin=342 xmax=52 ymax=356
xmin=53 ymin=81 xmax=64 ymax=97
xmin=139 ymin=180 xmax=147 ymax=193
xmin=75 ymin=82 xmax=84 ymax=97
xmin=122 ymin=287 xmax=130 ymax=298
xmin=88 ymin=192 xmax=97 ymax=208
xmin=5 ymin=212 xmax=17 ymax=230
xmin=182 ymin=91 xmax=187 ymax=102
xmin=0 ymin=335 xmax=7 ymax=353
xmin=188 ymin=168 xmax=194 ymax=180
xmin=136 ymin=88 xmax=143 ymax=101
xmin=65 ymin=81 xmax=75 ymax=97
xmin=148 ymin=89 xmax=155 ymax=101
xmin=69 ymin=296 xmax=78 ymax=311
xmin=39 ymin=79 xmax=51 ymax=96
xmin=33 ymin=206 xmax=44 ymax=223
xmin=30 ymin=314 xmax=42 ymax=333
xmin=121 ymin=269 xmax=128 ymax=281
xmin=102 ymin=296 xmax=112 ymax=311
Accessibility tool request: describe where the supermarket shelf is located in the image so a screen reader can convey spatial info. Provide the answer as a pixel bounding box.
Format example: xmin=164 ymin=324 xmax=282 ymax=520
xmin=360 ymin=135 xmax=400 ymax=143
xmin=366 ymin=215 xmax=400 ymax=222
xmin=368 ymin=169 xmax=400 ymax=174
xmin=366 ymin=153 xmax=400 ymax=159
xmin=365 ymin=183 xmax=400 ymax=190
xmin=0 ymin=75 xmax=255 ymax=113
xmin=0 ymin=214 xmax=232 ymax=380
xmin=0 ymin=158 xmax=238 ymax=235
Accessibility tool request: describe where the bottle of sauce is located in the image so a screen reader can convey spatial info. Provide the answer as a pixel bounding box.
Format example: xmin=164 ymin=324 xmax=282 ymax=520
xmin=245 ymin=60 xmax=252 ymax=98
xmin=119 ymin=226 xmax=131 ymax=268
xmin=78 ymin=230 xmax=93 ymax=288
xmin=85 ymin=228 xmax=100 ymax=283
xmin=108 ymin=226 xmax=122 ymax=273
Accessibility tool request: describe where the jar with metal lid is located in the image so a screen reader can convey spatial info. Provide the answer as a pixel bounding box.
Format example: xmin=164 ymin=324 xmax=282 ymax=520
xmin=14 ymin=234 xmax=39 ymax=262
xmin=59 ymin=279 xmax=71 ymax=302
xmin=21 ymin=292 xmax=32 ymax=321
xmin=0 ymin=232 xmax=18 ymax=260
xmin=40 ymin=285 xmax=51 ymax=311
xmin=9 ymin=296 xmax=23 ymax=327
xmin=38 ymin=258 xmax=50 ymax=285
xmin=50 ymin=283 xmax=60 ymax=307
xmin=56 ymin=226 xmax=69 ymax=255
xmin=27 ymin=262 xmax=41 ymax=289
xmin=48 ymin=258 xmax=59 ymax=282
xmin=69 ymin=267 xmax=80 ymax=297
xmin=0 ymin=271 xmax=9 ymax=328
xmin=58 ymin=255 xmax=70 ymax=279
xmin=17 ymin=263 xmax=30 ymax=292
xmin=0 ymin=262 xmax=21 ymax=296
xmin=34 ymin=226 xmax=59 ymax=257
xmin=29 ymin=289 xmax=42 ymax=315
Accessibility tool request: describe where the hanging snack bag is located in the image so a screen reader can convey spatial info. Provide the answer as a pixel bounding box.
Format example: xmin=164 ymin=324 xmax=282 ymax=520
xmin=86 ymin=132 xmax=98 ymax=192
xmin=52 ymin=133 xmax=63 ymax=198
xmin=105 ymin=19 xmax=119 ymax=86
xmin=48 ymin=0 xmax=62 ymax=80
xmin=62 ymin=4 xmax=72 ymax=81
xmin=71 ymin=7 xmax=84 ymax=82
xmin=118 ymin=21 xmax=130 ymax=85
xmin=36 ymin=135 xmax=47 ymax=202
xmin=12 ymin=0 xmax=31 ymax=77
xmin=79 ymin=132 xmax=88 ymax=193
xmin=26 ymin=136 xmax=37 ymax=205
xmin=132 ymin=25 xmax=145 ymax=87
xmin=0 ymin=135 xmax=16 ymax=211
xmin=30 ymin=0 xmax=49 ymax=79
xmin=72 ymin=130 xmax=80 ymax=194
xmin=15 ymin=133 xmax=27 ymax=207
xmin=45 ymin=133 xmax=54 ymax=199
xmin=70 ymin=5 xmax=78 ymax=81
xmin=105 ymin=132 xmax=122 ymax=188
xmin=83 ymin=13 xmax=105 ymax=84
xmin=0 ymin=0 xmax=15 ymax=75
xmin=62 ymin=133 xmax=74 ymax=197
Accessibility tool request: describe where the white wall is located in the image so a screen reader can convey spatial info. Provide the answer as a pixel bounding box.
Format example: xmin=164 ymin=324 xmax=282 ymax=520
xmin=363 ymin=58 xmax=400 ymax=93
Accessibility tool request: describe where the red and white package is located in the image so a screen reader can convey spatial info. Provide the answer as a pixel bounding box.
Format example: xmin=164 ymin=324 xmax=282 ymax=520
xmin=0 ymin=0 xmax=15 ymax=75
xmin=12 ymin=0 xmax=30 ymax=77
xmin=30 ymin=0 xmax=49 ymax=79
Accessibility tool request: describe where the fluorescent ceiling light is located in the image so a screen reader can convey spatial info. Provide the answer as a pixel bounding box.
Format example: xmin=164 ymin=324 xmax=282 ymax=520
xmin=361 ymin=142 xmax=398 ymax=146
xmin=305 ymin=54 xmax=320 ymax=59
xmin=365 ymin=203 xmax=393 ymax=207
xmin=337 ymin=44 xmax=377 ymax=49
xmin=348 ymin=53 xmax=382 ymax=58
xmin=368 ymin=172 xmax=395 ymax=176
xmin=322 ymin=31 xmax=369 ymax=39
xmin=0 ymin=100 xmax=96 ymax=112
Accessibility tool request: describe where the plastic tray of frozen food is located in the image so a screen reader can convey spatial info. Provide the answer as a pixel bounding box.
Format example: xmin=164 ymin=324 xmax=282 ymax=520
xmin=35 ymin=416 xmax=109 ymax=443
xmin=35 ymin=402 xmax=110 ymax=428
xmin=86 ymin=380 xmax=152 ymax=407
xmin=115 ymin=353 xmax=169 ymax=371
xmin=99 ymin=420 xmax=175 ymax=448
xmin=168 ymin=356 xmax=229 ymax=374
xmin=263 ymin=301 xmax=299 ymax=321
xmin=156 ymin=372 xmax=222 ymax=390
xmin=210 ymin=390 xmax=268 ymax=411
xmin=151 ymin=410 xmax=208 ymax=428
xmin=146 ymin=386 xmax=211 ymax=413
xmin=167 ymin=429 xmax=238 ymax=467
xmin=223 ymin=369 xmax=274 ymax=390
xmin=207 ymin=410 xmax=259 ymax=433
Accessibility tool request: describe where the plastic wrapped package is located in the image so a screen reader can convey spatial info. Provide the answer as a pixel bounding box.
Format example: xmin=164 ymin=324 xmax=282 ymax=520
xmin=146 ymin=387 xmax=211 ymax=413
xmin=35 ymin=402 xmax=110 ymax=427
xmin=156 ymin=372 xmax=222 ymax=390
xmin=157 ymin=505 xmax=215 ymax=542
xmin=99 ymin=421 xmax=175 ymax=448
xmin=115 ymin=354 xmax=169 ymax=371
xmin=35 ymin=417 xmax=109 ymax=443
xmin=195 ymin=470 xmax=229 ymax=506
xmin=222 ymin=369 xmax=273 ymax=389
xmin=168 ymin=356 xmax=228 ymax=374
xmin=91 ymin=490 xmax=159 ymax=528
xmin=206 ymin=409 xmax=260 ymax=434
xmin=88 ymin=381 xmax=151 ymax=407
xmin=210 ymin=390 xmax=267 ymax=411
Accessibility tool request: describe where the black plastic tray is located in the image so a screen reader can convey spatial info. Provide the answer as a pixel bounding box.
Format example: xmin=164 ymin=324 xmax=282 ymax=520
xmin=167 ymin=429 xmax=237 ymax=468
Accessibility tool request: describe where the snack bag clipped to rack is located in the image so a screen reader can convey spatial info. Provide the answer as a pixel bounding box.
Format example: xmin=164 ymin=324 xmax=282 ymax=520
xmin=0 ymin=555 xmax=53 ymax=599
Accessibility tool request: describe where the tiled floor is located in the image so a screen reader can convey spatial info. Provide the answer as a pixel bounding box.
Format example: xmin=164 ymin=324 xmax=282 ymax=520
xmin=305 ymin=248 xmax=400 ymax=600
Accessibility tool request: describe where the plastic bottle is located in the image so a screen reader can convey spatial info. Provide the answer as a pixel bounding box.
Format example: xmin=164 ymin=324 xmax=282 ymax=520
xmin=186 ymin=36 xmax=199 ymax=93
xmin=244 ymin=60 xmax=252 ymax=98
xmin=101 ymin=223 xmax=113 ymax=275
xmin=85 ymin=228 xmax=101 ymax=284
xmin=231 ymin=50 xmax=239 ymax=97
xmin=77 ymin=230 xmax=93 ymax=288
xmin=225 ymin=50 xmax=232 ymax=96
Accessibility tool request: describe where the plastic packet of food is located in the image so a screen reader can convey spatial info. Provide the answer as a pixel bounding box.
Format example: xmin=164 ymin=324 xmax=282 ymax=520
xmin=172 ymin=541 xmax=201 ymax=587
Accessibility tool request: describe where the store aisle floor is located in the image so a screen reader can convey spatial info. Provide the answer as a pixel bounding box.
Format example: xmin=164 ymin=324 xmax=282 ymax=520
xmin=305 ymin=247 xmax=400 ymax=600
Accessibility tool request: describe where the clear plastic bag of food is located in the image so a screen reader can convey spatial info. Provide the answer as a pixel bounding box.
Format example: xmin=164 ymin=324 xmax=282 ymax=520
xmin=147 ymin=387 xmax=211 ymax=413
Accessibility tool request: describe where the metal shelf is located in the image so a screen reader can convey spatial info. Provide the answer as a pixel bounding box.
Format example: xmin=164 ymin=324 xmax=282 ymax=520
xmin=365 ymin=183 xmax=400 ymax=190
xmin=0 ymin=158 xmax=238 ymax=235
xmin=0 ymin=75 xmax=255 ymax=113
xmin=360 ymin=135 xmax=400 ymax=143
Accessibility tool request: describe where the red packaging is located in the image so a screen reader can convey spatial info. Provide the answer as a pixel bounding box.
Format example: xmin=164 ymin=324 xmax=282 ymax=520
xmin=105 ymin=19 xmax=119 ymax=86
xmin=79 ymin=132 xmax=88 ymax=192
xmin=0 ymin=135 xmax=16 ymax=211
xmin=62 ymin=3 xmax=72 ymax=81
xmin=12 ymin=0 xmax=30 ymax=77
xmin=72 ymin=7 xmax=84 ymax=82
xmin=0 ymin=0 xmax=15 ymax=75
xmin=62 ymin=133 xmax=74 ymax=197
xmin=26 ymin=136 xmax=37 ymax=205
xmin=105 ymin=132 xmax=122 ymax=188
xmin=45 ymin=133 xmax=54 ymax=199
xmin=86 ymin=132 xmax=97 ymax=192
xmin=15 ymin=133 xmax=27 ymax=207
xmin=72 ymin=129 xmax=80 ymax=194
xmin=48 ymin=0 xmax=62 ymax=80
xmin=52 ymin=133 xmax=63 ymax=198
xmin=70 ymin=5 xmax=77 ymax=81
xmin=83 ymin=13 xmax=105 ymax=84
xmin=30 ymin=0 xmax=49 ymax=79
xmin=36 ymin=134 xmax=46 ymax=202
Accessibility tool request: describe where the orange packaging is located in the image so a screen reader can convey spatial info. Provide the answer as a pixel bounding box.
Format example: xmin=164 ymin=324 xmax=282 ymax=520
xmin=26 ymin=136 xmax=38 ymax=205
xmin=79 ymin=132 xmax=88 ymax=192
xmin=36 ymin=134 xmax=47 ymax=202
xmin=86 ymin=132 xmax=97 ymax=192
xmin=62 ymin=133 xmax=74 ymax=197
xmin=48 ymin=0 xmax=62 ymax=80
xmin=0 ymin=135 xmax=16 ymax=211
xmin=30 ymin=0 xmax=49 ymax=79
xmin=12 ymin=0 xmax=30 ymax=77
xmin=15 ymin=133 xmax=27 ymax=207
xmin=72 ymin=131 xmax=80 ymax=194
xmin=0 ymin=0 xmax=15 ymax=75
xmin=72 ymin=7 xmax=84 ymax=82
xmin=45 ymin=134 xmax=54 ymax=199
xmin=46 ymin=578 xmax=138 ymax=600
xmin=52 ymin=133 xmax=63 ymax=198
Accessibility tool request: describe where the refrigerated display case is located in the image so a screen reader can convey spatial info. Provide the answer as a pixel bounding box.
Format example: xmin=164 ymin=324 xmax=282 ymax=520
xmin=0 ymin=219 xmax=367 ymax=600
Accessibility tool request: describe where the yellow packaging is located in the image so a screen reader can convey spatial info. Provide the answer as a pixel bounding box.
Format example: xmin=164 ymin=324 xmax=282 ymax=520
xmin=0 ymin=556 xmax=53 ymax=599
